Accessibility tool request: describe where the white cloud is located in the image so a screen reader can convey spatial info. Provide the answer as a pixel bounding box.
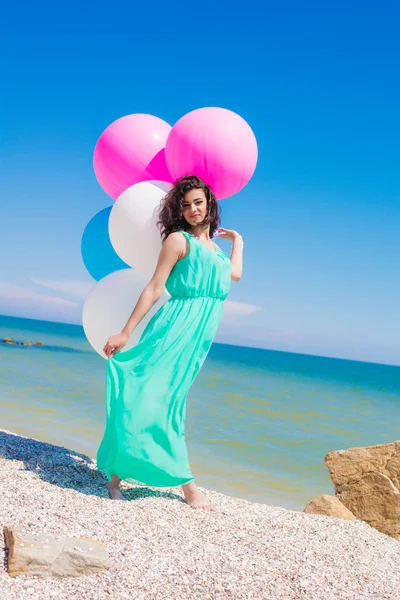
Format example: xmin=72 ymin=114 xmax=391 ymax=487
xmin=215 ymin=319 xmax=400 ymax=366
xmin=30 ymin=278 xmax=95 ymax=299
xmin=216 ymin=321 xmax=302 ymax=349
xmin=222 ymin=300 xmax=263 ymax=318
xmin=2 ymin=282 xmax=398 ymax=365
xmin=0 ymin=283 xmax=82 ymax=324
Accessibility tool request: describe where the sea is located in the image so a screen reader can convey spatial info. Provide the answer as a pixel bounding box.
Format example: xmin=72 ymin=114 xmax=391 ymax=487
xmin=1 ymin=313 xmax=399 ymax=511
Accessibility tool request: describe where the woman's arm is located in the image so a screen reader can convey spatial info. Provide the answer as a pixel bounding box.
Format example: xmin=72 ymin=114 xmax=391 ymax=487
xmin=229 ymin=234 xmax=244 ymax=282
xmin=121 ymin=232 xmax=185 ymax=336
xmin=217 ymin=227 xmax=244 ymax=282
xmin=103 ymin=232 xmax=185 ymax=357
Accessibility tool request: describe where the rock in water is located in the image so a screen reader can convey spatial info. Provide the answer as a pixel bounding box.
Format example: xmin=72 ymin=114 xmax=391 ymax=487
xmin=4 ymin=524 xmax=110 ymax=578
xmin=325 ymin=441 xmax=400 ymax=540
xmin=304 ymin=494 xmax=357 ymax=520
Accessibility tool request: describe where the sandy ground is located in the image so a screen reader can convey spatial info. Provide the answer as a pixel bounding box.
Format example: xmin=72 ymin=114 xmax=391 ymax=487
xmin=1 ymin=428 xmax=399 ymax=600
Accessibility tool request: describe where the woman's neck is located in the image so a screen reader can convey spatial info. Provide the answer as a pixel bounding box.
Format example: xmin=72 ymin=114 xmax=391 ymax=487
xmin=187 ymin=226 xmax=211 ymax=241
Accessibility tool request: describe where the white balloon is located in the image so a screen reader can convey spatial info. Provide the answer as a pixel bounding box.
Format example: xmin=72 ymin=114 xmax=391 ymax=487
xmin=109 ymin=180 xmax=172 ymax=274
xmin=82 ymin=268 xmax=169 ymax=359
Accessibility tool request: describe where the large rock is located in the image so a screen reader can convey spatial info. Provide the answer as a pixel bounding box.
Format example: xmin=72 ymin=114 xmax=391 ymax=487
xmin=304 ymin=494 xmax=357 ymax=520
xmin=4 ymin=524 xmax=110 ymax=578
xmin=325 ymin=441 xmax=400 ymax=540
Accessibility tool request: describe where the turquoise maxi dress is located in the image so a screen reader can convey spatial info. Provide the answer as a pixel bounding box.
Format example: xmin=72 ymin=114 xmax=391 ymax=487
xmin=96 ymin=230 xmax=232 ymax=487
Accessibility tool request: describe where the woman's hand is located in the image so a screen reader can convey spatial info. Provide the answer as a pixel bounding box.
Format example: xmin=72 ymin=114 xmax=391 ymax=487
xmin=103 ymin=332 xmax=129 ymax=358
xmin=216 ymin=227 xmax=243 ymax=244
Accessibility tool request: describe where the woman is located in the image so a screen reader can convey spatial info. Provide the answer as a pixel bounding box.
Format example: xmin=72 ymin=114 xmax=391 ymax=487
xmin=97 ymin=175 xmax=243 ymax=511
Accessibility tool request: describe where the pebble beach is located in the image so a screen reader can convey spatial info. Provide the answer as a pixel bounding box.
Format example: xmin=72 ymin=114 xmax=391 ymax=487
xmin=1 ymin=428 xmax=399 ymax=600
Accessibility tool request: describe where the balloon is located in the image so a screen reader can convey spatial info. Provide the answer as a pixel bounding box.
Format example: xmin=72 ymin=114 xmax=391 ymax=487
xmin=82 ymin=268 xmax=169 ymax=359
xmin=165 ymin=107 xmax=258 ymax=199
xmin=109 ymin=180 xmax=172 ymax=274
xmin=93 ymin=114 xmax=173 ymax=200
xmin=81 ymin=207 xmax=129 ymax=281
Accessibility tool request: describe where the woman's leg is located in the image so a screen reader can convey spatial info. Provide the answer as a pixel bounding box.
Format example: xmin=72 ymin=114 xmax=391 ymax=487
xmin=106 ymin=474 xmax=127 ymax=501
xmin=181 ymin=481 xmax=216 ymax=511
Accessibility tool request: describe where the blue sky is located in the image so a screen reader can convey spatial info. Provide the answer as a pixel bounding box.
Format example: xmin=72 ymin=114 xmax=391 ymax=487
xmin=1 ymin=1 xmax=399 ymax=365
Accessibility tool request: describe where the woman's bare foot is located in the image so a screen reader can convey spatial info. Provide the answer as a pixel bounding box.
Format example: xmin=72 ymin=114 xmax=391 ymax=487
xmin=182 ymin=482 xmax=216 ymax=511
xmin=106 ymin=476 xmax=127 ymax=501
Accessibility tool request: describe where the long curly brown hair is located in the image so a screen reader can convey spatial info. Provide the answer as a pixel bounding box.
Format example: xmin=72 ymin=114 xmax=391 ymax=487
xmin=157 ymin=175 xmax=221 ymax=242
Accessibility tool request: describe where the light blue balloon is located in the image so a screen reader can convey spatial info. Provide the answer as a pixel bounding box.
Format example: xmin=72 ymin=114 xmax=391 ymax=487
xmin=81 ymin=207 xmax=129 ymax=281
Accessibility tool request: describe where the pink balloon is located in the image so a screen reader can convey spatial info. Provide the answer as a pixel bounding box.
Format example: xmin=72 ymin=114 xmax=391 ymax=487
xmin=165 ymin=107 xmax=258 ymax=199
xmin=93 ymin=114 xmax=173 ymax=200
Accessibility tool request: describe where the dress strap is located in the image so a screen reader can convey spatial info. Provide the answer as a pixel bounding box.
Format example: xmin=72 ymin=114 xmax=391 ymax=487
xmin=179 ymin=230 xmax=191 ymax=260
xmin=179 ymin=230 xmax=193 ymax=246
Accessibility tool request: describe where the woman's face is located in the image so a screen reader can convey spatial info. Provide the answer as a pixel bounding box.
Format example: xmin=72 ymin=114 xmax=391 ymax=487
xmin=181 ymin=188 xmax=208 ymax=226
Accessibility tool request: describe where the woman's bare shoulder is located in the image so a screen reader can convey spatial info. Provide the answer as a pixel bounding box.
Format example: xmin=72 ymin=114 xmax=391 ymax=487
xmin=162 ymin=231 xmax=188 ymax=261
xmin=163 ymin=231 xmax=187 ymax=251
xmin=165 ymin=231 xmax=186 ymax=243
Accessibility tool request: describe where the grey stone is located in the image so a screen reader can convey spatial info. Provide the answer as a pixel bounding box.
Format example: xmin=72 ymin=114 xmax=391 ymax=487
xmin=4 ymin=524 xmax=110 ymax=578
